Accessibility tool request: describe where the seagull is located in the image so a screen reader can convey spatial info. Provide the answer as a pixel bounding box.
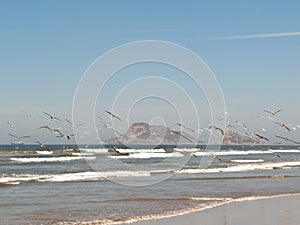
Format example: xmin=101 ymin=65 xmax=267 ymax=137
xmin=235 ymin=120 xmax=242 ymax=126
xmin=8 ymin=133 xmax=30 ymax=139
xmin=208 ymin=126 xmax=224 ymax=136
xmin=254 ymin=133 xmax=269 ymax=142
xmin=65 ymin=119 xmax=83 ymax=126
xmin=251 ymin=114 xmax=261 ymax=119
xmin=36 ymin=141 xmax=51 ymax=151
xmin=39 ymin=125 xmax=53 ymax=132
xmin=36 ymin=141 xmax=46 ymax=148
xmin=275 ymin=135 xmax=299 ymax=144
xmin=275 ymin=122 xmax=290 ymax=132
xmin=268 ymin=149 xmax=281 ymax=158
xmin=113 ymin=129 xmax=128 ymax=141
xmin=53 ymin=129 xmax=73 ymax=140
xmin=102 ymin=122 xmax=112 ymax=129
xmin=210 ymin=153 xmax=223 ymax=162
xmin=43 ymin=112 xmax=62 ymax=121
xmin=264 ymin=109 xmax=282 ymax=116
xmin=176 ymin=123 xmax=195 ymax=133
xmin=110 ymin=146 xmax=129 ymax=156
xmin=105 ymin=110 xmax=122 ymax=122
xmin=170 ymin=130 xmax=193 ymax=143
xmin=7 ymin=122 xmax=16 ymax=128
xmin=23 ymin=110 xmax=34 ymax=117
xmin=242 ymin=124 xmax=248 ymax=130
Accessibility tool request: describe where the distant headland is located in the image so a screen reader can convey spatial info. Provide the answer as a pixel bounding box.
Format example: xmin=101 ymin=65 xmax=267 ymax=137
xmin=108 ymin=122 xmax=261 ymax=145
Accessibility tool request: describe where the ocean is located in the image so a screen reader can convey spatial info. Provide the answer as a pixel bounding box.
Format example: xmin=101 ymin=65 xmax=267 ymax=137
xmin=1 ymin=144 xmax=300 ymax=225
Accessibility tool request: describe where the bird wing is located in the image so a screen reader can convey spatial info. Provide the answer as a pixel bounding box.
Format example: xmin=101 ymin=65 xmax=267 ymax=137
xmin=105 ymin=111 xmax=122 ymax=121
xmin=112 ymin=114 xmax=122 ymax=121
xmin=36 ymin=141 xmax=43 ymax=145
xmin=40 ymin=125 xmax=52 ymax=132
xmin=43 ymin=112 xmax=52 ymax=117
xmin=8 ymin=133 xmax=17 ymax=138
xmin=65 ymin=119 xmax=73 ymax=125
xmin=209 ymin=126 xmax=224 ymax=135
xmin=275 ymin=135 xmax=284 ymax=140
xmin=20 ymin=135 xmax=30 ymax=139
xmin=53 ymin=129 xmax=62 ymax=135
xmin=53 ymin=116 xmax=62 ymax=121
xmin=264 ymin=110 xmax=272 ymax=114
xmin=274 ymin=109 xmax=282 ymax=114
xmin=263 ymin=136 xmax=270 ymax=141
xmin=283 ymin=124 xmax=290 ymax=131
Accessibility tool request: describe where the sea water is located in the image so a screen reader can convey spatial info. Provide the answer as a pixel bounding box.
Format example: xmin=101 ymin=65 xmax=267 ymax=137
xmin=1 ymin=144 xmax=300 ymax=224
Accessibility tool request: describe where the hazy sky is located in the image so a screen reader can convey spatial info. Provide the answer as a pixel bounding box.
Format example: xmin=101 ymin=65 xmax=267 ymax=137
xmin=1 ymin=1 xmax=300 ymax=144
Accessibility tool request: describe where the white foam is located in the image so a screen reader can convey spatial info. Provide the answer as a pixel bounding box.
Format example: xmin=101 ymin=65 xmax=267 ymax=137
xmin=174 ymin=148 xmax=199 ymax=153
xmin=230 ymin=159 xmax=264 ymax=163
xmin=0 ymin=170 xmax=153 ymax=184
xmin=114 ymin=148 xmax=166 ymax=154
xmin=177 ymin=161 xmax=300 ymax=174
xmin=71 ymin=152 xmax=94 ymax=156
xmin=9 ymin=156 xmax=96 ymax=163
xmin=36 ymin=150 xmax=53 ymax=155
xmin=272 ymin=150 xmax=300 ymax=153
xmin=109 ymin=152 xmax=183 ymax=159
xmin=0 ymin=174 xmax=48 ymax=184
xmin=79 ymin=148 xmax=108 ymax=154
xmin=193 ymin=150 xmax=274 ymax=156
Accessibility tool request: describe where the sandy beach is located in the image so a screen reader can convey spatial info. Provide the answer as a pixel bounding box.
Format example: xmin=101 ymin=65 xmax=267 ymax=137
xmin=123 ymin=194 xmax=300 ymax=225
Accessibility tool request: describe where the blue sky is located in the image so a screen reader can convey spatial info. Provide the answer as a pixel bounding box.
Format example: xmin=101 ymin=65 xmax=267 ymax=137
xmin=1 ymin=1 xmax=300 ymax=144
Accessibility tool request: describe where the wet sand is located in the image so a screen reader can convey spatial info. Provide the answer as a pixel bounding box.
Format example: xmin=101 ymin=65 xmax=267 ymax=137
xmin=125 ymin=194 xmax=300 ymax=225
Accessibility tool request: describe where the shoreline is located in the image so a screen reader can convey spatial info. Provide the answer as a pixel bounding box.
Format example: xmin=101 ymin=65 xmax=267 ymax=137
xmin=122 ymin=193 xmax=300 ymax=225
xmin=59 ymin=193 xmax=300 ymax=225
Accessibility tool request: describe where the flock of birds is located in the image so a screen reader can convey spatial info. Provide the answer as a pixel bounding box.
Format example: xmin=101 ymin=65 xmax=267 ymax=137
xmin=4 ymin=108 xmax=300 ymax=153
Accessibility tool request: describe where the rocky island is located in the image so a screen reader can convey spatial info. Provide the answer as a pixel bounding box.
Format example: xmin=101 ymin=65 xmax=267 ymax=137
xmin=108 ymin=122 xmax=260 ymax=145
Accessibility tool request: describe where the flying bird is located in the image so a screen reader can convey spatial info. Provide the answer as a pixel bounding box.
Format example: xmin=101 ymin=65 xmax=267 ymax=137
xmin=105 ymin=110 xmax=122 ymax=121
xmin=39 ymin=125 xmax=53 ymax=132
xmin=209 ymin=153 xmax=223 ymax=162
xmin=254 ymin=133 xmax=269 ymax=142
xmin=110 ymin=146 xmax=130 ymax=156
xmin=268 ymin=149 xmax=281 ymax=158
xmin=275 ymin=135 xmax=299 ymax=144
xmin=8 ymin=133 xmax=30 ymax=139
xmin=208 ymin=126 xmax=224 ymax=136
xmin=7 ymin=122 xmax=16 ymax=128
xmin=113 ymin=129 xmax=128 ymax=141
xmin=264 ymin=109 xmax=282 ymax=116
xmin=102 ymin=122 xmax=112 ymax=129
xmin=176 ymin=123 xmax=195 ymax=133
xmin=275 ymin=122 xmax=290 ymax=132
xmin=23 ymin=110 xmax=34 ymax=118
xmin=36 ymin=141 xmax=52 ymax=151
xmin=65 ymin=119 xmax=83 ymax=126
xmin=53 ymin=129 xmax=73 ymax=140
xmin=170 ymin=130 xmax=193 ymax=143
xmin=43 ymin=112 xmax=62 ymax=121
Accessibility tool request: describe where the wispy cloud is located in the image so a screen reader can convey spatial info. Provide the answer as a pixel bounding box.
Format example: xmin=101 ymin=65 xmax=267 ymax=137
xmin=204 ymin=31 xmax=300 ymax=40
xmin=90 ymin=28 xmax=182 ymax=35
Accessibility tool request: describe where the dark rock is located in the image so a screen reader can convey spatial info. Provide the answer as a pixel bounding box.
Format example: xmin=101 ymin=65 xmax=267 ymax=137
xmin=108 ymin=122 xmax=195 ymax=145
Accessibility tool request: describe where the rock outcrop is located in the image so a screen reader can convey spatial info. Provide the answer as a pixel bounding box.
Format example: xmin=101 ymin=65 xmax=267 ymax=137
xmin=108 ymin=123 xmax=261 ymax=145
xmin=222 ymin=130 xmax=261 ymax=145
xmin=109 ymin=122 xmax=195 ymax=145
